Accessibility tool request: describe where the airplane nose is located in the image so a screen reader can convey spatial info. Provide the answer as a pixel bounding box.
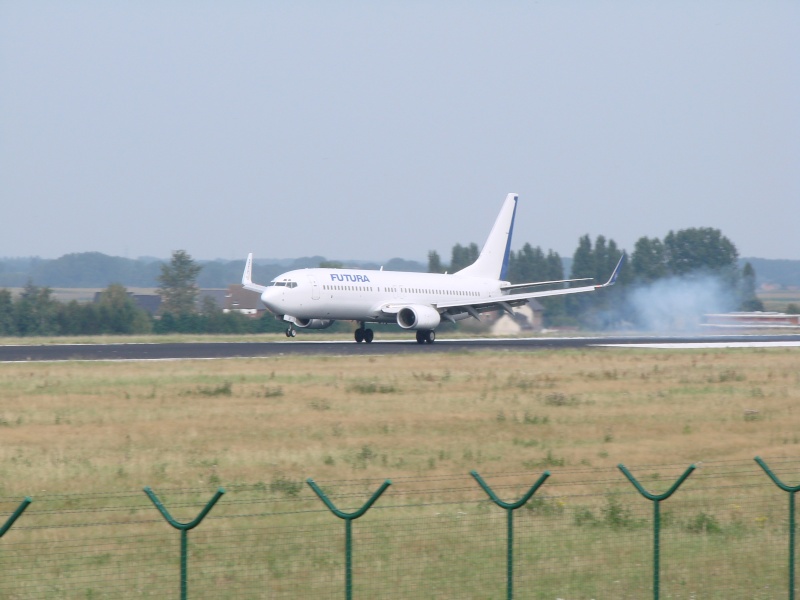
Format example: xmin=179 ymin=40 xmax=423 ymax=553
xmin=260 ymin=288 xmax=280 ymax=311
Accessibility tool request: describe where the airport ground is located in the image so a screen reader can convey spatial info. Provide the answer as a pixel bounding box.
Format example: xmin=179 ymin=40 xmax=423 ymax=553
xmin=3 ymin=340 xmax=799 ymax=597
xmin=2 ymin=344 xmax=798 ymax=495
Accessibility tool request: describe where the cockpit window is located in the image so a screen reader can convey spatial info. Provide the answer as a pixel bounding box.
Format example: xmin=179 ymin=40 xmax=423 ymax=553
xmin=270 ymin=280 xmax=297 ymax=288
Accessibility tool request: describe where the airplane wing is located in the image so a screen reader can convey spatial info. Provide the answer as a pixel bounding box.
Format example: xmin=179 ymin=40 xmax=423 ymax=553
xmin=242 ymin=253 xmax=268 ymax=293
xmin=436 ymin=254 xmax=626 ymax=318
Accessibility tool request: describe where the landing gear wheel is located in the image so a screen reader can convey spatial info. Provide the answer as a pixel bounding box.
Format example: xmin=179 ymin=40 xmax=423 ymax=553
xmin=364 ymin=329 xmax=374 ymax=343
xmin=290 ymin=329 xmax=297 ymax=337
xmin=415 ymin=330 xmax=424 ymax=344
xmin=285 ymin=328 xmax=292 ymax=337
xmin=424 ymin=329 xmax=436 ymax=344
xmin=354 ymin=329 xmax=364 ymax=343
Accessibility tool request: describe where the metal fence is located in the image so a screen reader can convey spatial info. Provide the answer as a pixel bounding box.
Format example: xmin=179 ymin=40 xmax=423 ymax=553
xmin=1 ymin=457 xmax=797 ymax=599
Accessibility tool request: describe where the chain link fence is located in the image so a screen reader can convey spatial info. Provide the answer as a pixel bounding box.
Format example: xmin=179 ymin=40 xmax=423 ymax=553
xmin=1 ymin=458 xmax=797 ymax=598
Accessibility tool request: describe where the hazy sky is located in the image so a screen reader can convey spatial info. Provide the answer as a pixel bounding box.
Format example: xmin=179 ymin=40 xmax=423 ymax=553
xmin=2 ymin=2 xmax=798 ymax=263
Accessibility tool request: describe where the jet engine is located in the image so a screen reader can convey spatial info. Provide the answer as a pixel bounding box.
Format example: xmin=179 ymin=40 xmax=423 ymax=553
xmin=396 ymin=305 xmax=441 ymax=330
xmin=294 ymin=318 xmax=335 ymax=330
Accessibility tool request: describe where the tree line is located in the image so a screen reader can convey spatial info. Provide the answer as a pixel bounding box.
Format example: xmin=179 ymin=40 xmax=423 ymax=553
xmin=0 ymin=253 xmax=428 ymax=289
xmin=0 ymin=228 xmax=771 ymax=337
xmin=0 ymin=251 xmax=285 ymax=337
xmin=430 ymin=227 xmax=764 ymax=328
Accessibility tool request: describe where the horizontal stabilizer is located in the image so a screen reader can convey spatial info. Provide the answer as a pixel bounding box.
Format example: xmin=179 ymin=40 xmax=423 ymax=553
xmin=436 ymin=254 xmax=626 ymax=313
xmin=500 ymin=277 xmax=593 ymax=291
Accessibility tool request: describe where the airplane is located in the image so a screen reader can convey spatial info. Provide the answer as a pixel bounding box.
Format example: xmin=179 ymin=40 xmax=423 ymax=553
xmin=242 ymin=193 xmax=625 ymax=343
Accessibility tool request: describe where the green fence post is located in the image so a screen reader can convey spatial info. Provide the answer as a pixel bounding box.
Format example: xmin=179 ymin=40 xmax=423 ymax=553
xmin=618 ymin=463 xmax=695 ymax=600
xmin=144 ymin=487 xmax=225 ymax=600
xmin=0 ymin=498 xmax=32 ymax=539
xmin=755 ymin=456 xmax=799 ymax=600
xmin=471 ymin=470 xmax=550 ymax=600
xmin=307 ymin=478 xmax=391 ymax=600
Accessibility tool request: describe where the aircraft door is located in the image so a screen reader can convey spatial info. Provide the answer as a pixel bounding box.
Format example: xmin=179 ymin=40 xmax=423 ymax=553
xmin=308 ymin=275 xmax=320 ymax=300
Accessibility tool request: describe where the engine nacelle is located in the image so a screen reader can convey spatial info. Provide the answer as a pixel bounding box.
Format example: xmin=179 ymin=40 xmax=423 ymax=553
xmin=294 ymin=318 xmax=335 ymax=330
xmin=396 ymin=305 xmax=441 ymax=330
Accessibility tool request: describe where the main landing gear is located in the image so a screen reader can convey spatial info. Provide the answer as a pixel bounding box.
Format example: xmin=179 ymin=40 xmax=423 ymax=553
xmin=415 ymin=329 xmax=435 ymax=344
xmin=285 ymin=327 xmax=296 ymax=338
xmin=354 ymin=324 xmax=374 ymax=344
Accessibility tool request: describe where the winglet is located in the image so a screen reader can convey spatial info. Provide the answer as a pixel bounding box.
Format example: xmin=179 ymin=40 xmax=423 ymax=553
xmin=596 ymin=253 xmax=626 ymax=289
xmin=242 ymin=253 xmax=268 ymax=293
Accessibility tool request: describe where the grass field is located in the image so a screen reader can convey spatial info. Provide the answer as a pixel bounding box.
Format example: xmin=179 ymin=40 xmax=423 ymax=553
xmin=2 ymin=347 xmax=799 ymax=492
xmin=1 ymin=346 xmax=799 ymax=598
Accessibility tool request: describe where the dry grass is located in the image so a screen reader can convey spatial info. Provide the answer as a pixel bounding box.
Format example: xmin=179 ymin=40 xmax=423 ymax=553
xmin=1 ymin=347 xmax=799 ymax=598
xmin=1 ymin=347 xmax=799 ymax=494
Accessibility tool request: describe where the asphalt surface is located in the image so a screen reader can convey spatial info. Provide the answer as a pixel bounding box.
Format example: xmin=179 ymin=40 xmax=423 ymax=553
xmin=1 ymin=334 xmax=799 ymax=362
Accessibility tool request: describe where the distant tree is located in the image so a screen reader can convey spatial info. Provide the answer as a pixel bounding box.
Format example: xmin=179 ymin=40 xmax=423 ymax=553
xmin=630 ymin=237 xmax=667 ymax=283
xmin=565 ymin=235 xmax=595 ymax=324
xmin=0 ymin=289 xmax=16 ymax=335
xmin=450 ymin=243 xmax=479 ymax=272
xmin=565 ymin=235 xmax=626 ymax=327
xmin=383 ymin=257 xmax=426 ymax=272
xmin=199 ymin=295 xmax=221 ymax=317
xmin=787 ymin=303 xmax=800 ymax=315
xmin=593 ymin=236 xmax=609 ymax=282
xmin=56 ymin=301 xmax=100 ymax=336
xmin=14 ymin=282 xmax=61 ymax=336
xmin=738 ymin=262 xmax=764 ymax=311
xmin=319 ymin=260 xmax=344 ymax=269
xmin=427 ymin=250 xmax=444 ymax=274
xmin=199 ymin=296 xmax=237 ymax=333
xmin=545 ymin=250 xmax=564 ymax=281
xmin=570 ymin=235 xmax=595 ymax=280
xmin=664 ymin=228 xmax=739 ymax=277
xmin=157 ymin=250 xmax=201 ymax=316
xmin=508 ymin=243 xmax=548 ymax=283
xmin=96 ymin=283 xmax=152 ymax=334
xmin=541 ymin=250 xmax=568 ymax=325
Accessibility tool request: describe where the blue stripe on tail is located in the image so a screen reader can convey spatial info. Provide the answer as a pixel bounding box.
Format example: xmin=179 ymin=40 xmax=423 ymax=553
xmin=499 ymin=197 xmax=517 ymax=281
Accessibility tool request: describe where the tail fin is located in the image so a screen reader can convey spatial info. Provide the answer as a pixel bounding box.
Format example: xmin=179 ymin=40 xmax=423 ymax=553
xmin=454 ymin=193 xmax=518 ymax=280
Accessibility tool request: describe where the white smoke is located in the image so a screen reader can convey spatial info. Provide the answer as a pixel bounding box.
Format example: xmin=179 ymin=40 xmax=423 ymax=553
xmin=625 ymin=275 xmax=736 ymax=334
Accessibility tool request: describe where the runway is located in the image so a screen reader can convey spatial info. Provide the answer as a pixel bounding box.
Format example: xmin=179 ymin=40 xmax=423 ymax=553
xmin=1 ymin=334 xmax=799 ymax=362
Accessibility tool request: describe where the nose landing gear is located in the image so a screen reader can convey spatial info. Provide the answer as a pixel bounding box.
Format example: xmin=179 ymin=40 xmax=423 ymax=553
xmin=285 ymin=327 xmax=296 ymax=338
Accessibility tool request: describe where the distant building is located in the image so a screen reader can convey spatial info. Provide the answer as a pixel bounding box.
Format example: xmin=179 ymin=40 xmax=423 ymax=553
xmin=93 ymin=291 xmax=161 ymax=315
xmin=490 ymin=300 xmax=545 ymax=334
xmin=224 ymin=285 xmax=264 ymax=317
xmin=92 ymin=287 xmax=264 ymax=316
xmin=131 ymin=294 xmax=162 ymax=315
xmin=704 ymin=312 xmax=800 ymax=329
xmin=197 ymin=289 xmax=228 ymax=311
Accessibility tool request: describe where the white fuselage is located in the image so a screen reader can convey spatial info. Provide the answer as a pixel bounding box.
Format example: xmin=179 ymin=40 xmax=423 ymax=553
xmin=261 ymin=268 xmax=506 ymax=323
xmin=243 ymin=193 xmax=623 ymax=342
